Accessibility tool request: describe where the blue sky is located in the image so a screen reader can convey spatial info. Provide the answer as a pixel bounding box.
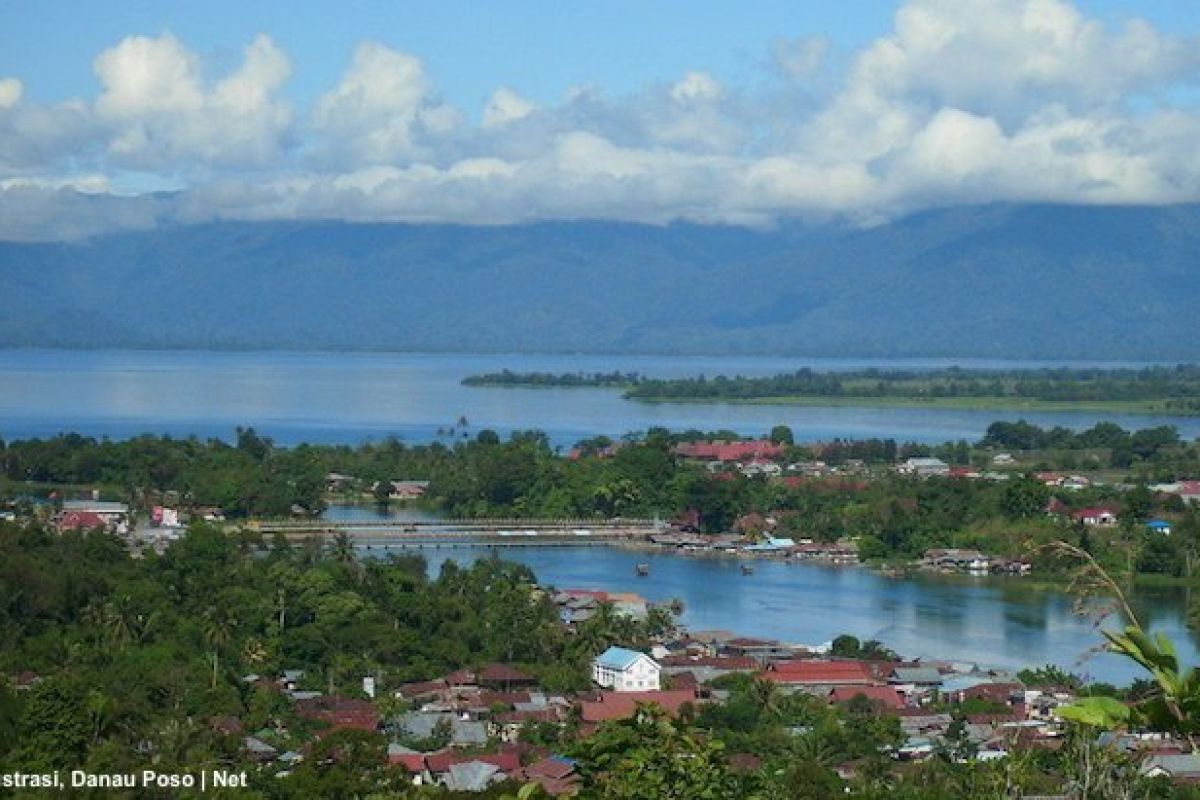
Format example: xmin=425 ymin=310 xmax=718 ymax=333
xmin=5 ymin=1 xmax=1196 ymax=110
xmin=3 ymin=0 xmax=1200 ymax=239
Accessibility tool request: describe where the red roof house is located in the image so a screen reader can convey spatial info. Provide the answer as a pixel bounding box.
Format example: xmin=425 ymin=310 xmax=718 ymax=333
xmin=579 ymin=690 xmax=698 ymax=723
xmin=764 ymin=659 xmax=874 ymax=685
xmin=828 ymin=686 xmax=907 ymax=710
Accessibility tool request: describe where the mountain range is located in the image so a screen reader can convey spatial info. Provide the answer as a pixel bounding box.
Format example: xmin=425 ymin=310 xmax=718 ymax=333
xmin=2 ymin=203 xmax=1198 ymax=359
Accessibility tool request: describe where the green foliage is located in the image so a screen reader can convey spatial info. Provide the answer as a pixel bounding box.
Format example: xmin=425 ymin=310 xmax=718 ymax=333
xmin=573 ymin=706 xmax=744 ymax=799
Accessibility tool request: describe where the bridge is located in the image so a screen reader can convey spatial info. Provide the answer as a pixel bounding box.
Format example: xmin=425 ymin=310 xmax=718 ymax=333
xmin=247 ymin=517 xmax=663 ymax=547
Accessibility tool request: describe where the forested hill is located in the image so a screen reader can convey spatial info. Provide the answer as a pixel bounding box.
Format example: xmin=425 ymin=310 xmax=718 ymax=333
xmin=2 ymin=203 xmax=1198 ymax=359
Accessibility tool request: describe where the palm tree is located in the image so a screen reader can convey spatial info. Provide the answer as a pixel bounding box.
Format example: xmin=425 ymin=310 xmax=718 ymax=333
xmin=749 ymin=675 xmax=783 ymax=719
xmin=202 ymin=606 xmax=238 ymax=689
xmin=85 ymin=689 xmax=114 ymax=743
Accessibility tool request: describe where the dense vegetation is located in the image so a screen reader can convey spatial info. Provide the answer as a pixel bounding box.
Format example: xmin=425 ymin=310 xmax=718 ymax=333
xmin=620 ymin=366 xmax=1200 ymax=411
xmin=0 ymin=521 xmax=678 ymax=797
xmin=4 ymin=422 xmax=1200 ymax=580
xmin=2 ymin=522 xmax=1198 ymax=797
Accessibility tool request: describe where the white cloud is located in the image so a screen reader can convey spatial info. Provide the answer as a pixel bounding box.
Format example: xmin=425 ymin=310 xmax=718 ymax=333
xmin=669 ymin=72 xmax=723 ymax=104
xmin=5 ymin=0 xmax=1200 ymax=239
xmin=483 ymin=87 xmax=537 ymax=127
xmin=92 ymin=33 xmax=292 ymax=168
xmin=312 ymin=42 xmax=459 ymax=165
xmin=0 ymin=78 xmax=23 ymax=109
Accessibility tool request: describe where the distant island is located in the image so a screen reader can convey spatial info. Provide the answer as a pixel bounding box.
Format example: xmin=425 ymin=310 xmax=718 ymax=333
xmin=463 ymin=365 xmax=1200 ymax=415
xmin=462 ymin=369 xmax=644 ymax=388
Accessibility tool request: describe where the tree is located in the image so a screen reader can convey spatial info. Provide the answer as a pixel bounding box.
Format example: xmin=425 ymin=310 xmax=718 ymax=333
xmin=202 ymin=605 xmax=238 ymax=689
xmin=1000 ymin=476 xmax=1049 ymax=519
xmin=769 ymin=425 xmax=794 ymax=446
xmin=574 ymin=705 xmax=743 ymax=799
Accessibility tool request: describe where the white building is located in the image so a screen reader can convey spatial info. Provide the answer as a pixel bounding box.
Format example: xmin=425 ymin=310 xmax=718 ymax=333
xmin=898 ymin=457 xmax=950 ymax=478
xmin=593 ymin=647 xmax=661 ymax=692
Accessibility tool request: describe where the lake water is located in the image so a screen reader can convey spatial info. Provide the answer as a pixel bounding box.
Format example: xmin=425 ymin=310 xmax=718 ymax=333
xmin=367 ymin=542 xmax=1197 ymax=686
xmin=1 ymin=349 xmax=1196 ymax=448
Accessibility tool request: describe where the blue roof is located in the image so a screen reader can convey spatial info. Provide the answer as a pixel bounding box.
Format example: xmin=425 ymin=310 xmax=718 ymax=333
xmin=596 ymin=646 xmax=646 ymax=670
xmin=1147 ymin=519 xmax=1171 ymax=528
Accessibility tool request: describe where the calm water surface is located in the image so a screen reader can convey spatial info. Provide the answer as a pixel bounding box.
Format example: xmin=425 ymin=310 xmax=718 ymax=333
xmin=370 ymin=543 xmax=1197 ymax=686
xmin=2 ymin=349 xmax=1195 ymax=448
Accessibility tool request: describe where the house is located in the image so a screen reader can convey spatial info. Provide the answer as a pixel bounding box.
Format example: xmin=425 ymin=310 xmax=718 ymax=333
xmin=376 ymin=480 xmax=430 ymax=500
xmin=56 ymin=500 xmax=130 ymax=534
xmin=890 ymin=667 xmax=943 ymax=688
xmin=992 ymin=453 xmax=1016 ymax=466
xmin=742 ymin=536 xmax=795 ymax=553
xmin=658 ymin=655 xmax=758 ymax=683
xmin=593 ymin=647 xmax=661 ymax=692
xmin=1147 ymin=519 xmax=1173 ymax=535
xmin=791 ymin=541 xmax=860 ymax=563
xmin=513 ymin=755 xmax=580 ymax=796
xmin=324 ymin=472 xmax=357 ymax=492
xmin=740 ymin=459 xmax=782 ymax=478
xmin=897 ymin=458 xmax=950 ymax=478
xmin=1071 ymin=506 xmax=1119 ymax=527
xmin=1141 ymin=753 xmax=1200 ymax=783
xmin=579 ymin=690 xmax=696 ymax=722
xmin=721 ymin=638 xmax=797 ymax=663
xmin=828 ymin=686 xmax=907 ymax=710
xmin=477 ymin=663 xmax=537 ymax=691
xmin=763 ymin=659 xmax=874 ymax=686
xmin=947 ymin=466 xmax=982 ymax=479
xmin=922 ymin=549 xmax=992 ymax=573
xmin=392 ymin=712 xmax=489 ymax=748
xmin=673 ymin=440 xmax=784 ymax=463
xmin=294 ymin=696 xmax=379 ymax=733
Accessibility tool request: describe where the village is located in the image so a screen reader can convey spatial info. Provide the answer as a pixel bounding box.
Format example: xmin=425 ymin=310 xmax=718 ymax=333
xmin=116 ymin=579 xmax=1199 ymax=795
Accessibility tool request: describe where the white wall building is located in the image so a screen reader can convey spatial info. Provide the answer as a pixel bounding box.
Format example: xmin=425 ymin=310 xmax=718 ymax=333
xmin=593 ymin=647 xmax=661 ymax=692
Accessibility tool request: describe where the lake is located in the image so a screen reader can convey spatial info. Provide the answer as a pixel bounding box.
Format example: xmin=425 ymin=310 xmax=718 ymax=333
xmin=4 ymin=348 xmax=1198 ymax=685
xmin=1 ymin=349 xmax=1196 ymax=448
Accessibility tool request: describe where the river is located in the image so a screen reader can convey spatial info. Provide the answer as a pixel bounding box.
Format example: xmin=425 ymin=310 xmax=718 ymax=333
xmin=326 ymin=501 xmax=1198 ymax=686
xmin=356 ymin=540 xmax=1197 ymax=686
xmin=1 ymin=349 xmax=1196 ymax=448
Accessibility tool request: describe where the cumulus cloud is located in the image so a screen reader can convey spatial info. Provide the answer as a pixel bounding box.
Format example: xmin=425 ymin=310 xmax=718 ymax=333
xmin=482 ymin=87 xmax=537 ymax=127
xmin=312 ymin=42 xmax=459 ymax=165
xmin=5 ymin=0 xmax=1200 ymax=239
xmin=92 ymin=33 xmax=292 ymax=168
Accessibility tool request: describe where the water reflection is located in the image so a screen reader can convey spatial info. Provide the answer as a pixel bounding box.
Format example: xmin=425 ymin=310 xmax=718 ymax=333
xmin=3 ymin=350 xmax=1198 ymax=447
xmin=361 ymin=543 xmax=1200 ymax=685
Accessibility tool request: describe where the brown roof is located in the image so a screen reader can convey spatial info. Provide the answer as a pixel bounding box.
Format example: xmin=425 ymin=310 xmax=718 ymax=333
xmin=478 ymin=663 xmax=535 ymax=684
xmin=295 ymin=696 xmax=379 ymax=732
xmin=764 ymin=659 xmax=874 ymax=685
xmin=579 ymin=690 xmax=697 ymax=722
xmin=659 ymin=655 xmax=757 ymax=670
xmin=424 ymin=750 xmax=520 ymax=775
xmin=828 ymin=686 xmax=906 ymax=710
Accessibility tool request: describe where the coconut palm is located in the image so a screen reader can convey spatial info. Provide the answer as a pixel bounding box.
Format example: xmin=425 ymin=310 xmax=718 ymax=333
xmin=202 ymin=605 xmax=238 ymax=689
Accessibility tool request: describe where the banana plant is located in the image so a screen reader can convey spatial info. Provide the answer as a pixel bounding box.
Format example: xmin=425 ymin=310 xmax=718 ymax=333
xmin=1044 ymin=541 xmax=1200 ymax=745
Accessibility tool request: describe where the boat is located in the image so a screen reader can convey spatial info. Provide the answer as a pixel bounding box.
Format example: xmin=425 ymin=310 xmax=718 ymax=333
xmin=635 ymin=563 xmax=650 ymax=576
xmin=741 ymin=563 xmax=754 ymax=575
